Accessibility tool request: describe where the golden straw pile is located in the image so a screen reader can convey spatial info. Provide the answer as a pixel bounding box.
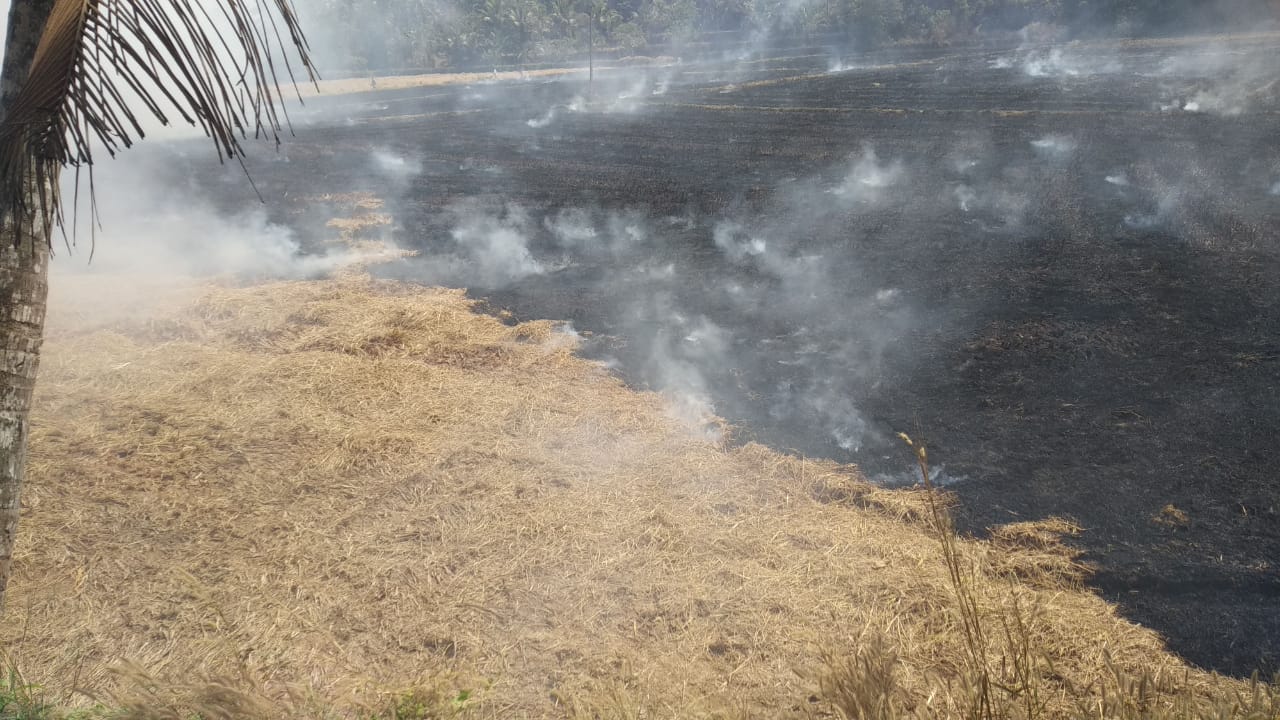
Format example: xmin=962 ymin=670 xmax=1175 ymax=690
xmin=2 ymin=263 xmax=1260 ymax=717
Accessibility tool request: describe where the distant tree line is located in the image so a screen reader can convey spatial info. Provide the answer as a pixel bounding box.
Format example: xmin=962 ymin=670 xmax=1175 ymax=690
xmin=298 ymin=0 xmax=1276 ymax=72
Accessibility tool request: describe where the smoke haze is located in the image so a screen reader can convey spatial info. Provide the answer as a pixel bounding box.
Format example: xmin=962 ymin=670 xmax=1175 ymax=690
xmin=19 ymin=0 xmax=1280 ymax=677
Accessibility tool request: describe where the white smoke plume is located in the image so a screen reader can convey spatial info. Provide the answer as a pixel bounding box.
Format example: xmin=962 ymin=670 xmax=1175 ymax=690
xmin=636 ymin=302 xmax=729 ymax=439
xmin=953 ymin=183 xmax=1029 ymax=228
xmin=527 ymin=107 xmax=559 ymax=128
xmin=871 ymin=463 xmax=964 ymax=488
xmin=804 ymin=384 xmax=872 ymax=452
xmin=55 ymin=148 xmax=398 ymax=281
xmin=712 ymin=220 xmax=768 ymax=262
xmin=524 ymin=65 xmax=679 ymax=128
xmin=544 ymin=207 xmax=654 ymax=260
xmin=1022 ymin=47 xmax=1122 ymax=78
xmin=990 ymin=31 xmax=1123 ymax=80
xmin=545 ymin=208 xmax=599 ymax=247
xmin=1030 ymin=134 xmax=1077 ymax=160
xmin=831 ymin=145 xmax=905 ymax=204
xmin=1123 ymin=185 xmax=1181 ymax=230
xmin=371 ymin=148 xmax=422 ymax=181
xmin=444 ymin=201 xmax=546 ymax=286
xmin=1154 ymin=44 xmax=1280 ymax=115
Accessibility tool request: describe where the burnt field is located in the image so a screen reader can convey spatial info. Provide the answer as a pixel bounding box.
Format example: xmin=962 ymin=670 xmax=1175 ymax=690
xmin=155 ymin=35 xmax=1280 ymax=676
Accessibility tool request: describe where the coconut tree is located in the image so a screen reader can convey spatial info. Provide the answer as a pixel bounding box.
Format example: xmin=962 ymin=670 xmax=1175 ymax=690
xmin=478 ymin=0 xmax=546 ymax=69
xmin=545 ymin=0 xmax=580 ymax=39
xmin=0 ymin=0 xmax=314 ymax=612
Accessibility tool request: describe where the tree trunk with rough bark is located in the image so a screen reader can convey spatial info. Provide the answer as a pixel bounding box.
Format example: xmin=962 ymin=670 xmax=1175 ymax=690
xmin=0 ymin=0 xmax=57 ymax=613
xmin=0 ymin=235 xmax=47 ymax=612
xmin=0 ymin=0 xmax=54 ymax=117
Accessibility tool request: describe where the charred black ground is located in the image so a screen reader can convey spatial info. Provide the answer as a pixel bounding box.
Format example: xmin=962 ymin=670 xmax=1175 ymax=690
xmin=167 ymin=36 xmax=1279 ymax=677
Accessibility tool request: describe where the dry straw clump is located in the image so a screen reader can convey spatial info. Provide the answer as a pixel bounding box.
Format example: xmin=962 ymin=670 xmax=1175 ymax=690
xmin=3 ymin=271 xmax=1268 ymax=718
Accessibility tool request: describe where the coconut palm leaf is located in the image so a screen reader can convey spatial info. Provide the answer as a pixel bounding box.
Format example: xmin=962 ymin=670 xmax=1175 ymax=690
xmin=0 ymin=0 xmax=316 ymax=244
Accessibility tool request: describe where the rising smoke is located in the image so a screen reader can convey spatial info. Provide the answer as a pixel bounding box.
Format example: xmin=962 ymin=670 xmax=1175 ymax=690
xmin=37 ymin=0 xmax=1280 ymax=486
xmin=52 ymin=139 xmax=411 ymax=284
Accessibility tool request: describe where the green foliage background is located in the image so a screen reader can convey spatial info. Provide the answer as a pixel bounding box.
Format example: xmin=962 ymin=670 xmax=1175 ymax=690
xmin=299 ymin=0 xmax=1272 ymax=73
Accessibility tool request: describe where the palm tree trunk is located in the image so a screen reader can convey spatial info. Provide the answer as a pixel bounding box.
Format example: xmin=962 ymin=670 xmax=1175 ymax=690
xmin=0 ymin=232 xmax=48 ymax=612
xmin=0 ymin=0 xmax=58 ymax=613
xmin=0 ymin=0 xmax=53 ymax=112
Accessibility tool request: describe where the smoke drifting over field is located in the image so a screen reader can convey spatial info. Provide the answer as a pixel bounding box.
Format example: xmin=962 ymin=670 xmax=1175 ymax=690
xmin=831 ymin=146 xmax=905 ymax=204
xmin=326 ymin=32 xmax=1279 ymax=493
xmin=51 ymin=20 xmax=1280 ymax=675
xmin=63 ymin=25 xmax=1280 ymax=472
xmin=436 ymin=200 xmax=547 ymax=285
xmin=54 ymin=158 xmax=305 ymax=278
xmin=363 ymin=135 xmax=929 ymax=453
xmin=985 ymin=35 xmax=1280 ymax=116
xmin=104 ymin=24 xmax=1274 ymax=466
xmin=1153 ymin=45 xmax=1280 ymax=115
xmin=53 ymin=144 xmax=405 ymax=281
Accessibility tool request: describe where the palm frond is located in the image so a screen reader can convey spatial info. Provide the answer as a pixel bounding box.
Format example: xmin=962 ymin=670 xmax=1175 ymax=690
xmin=0 ymin=0 xmax=317 ymax=245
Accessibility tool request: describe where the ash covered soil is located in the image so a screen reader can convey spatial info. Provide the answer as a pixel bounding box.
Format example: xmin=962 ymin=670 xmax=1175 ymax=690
xmin=181 ymin=35 xmax=1279 ymax=675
